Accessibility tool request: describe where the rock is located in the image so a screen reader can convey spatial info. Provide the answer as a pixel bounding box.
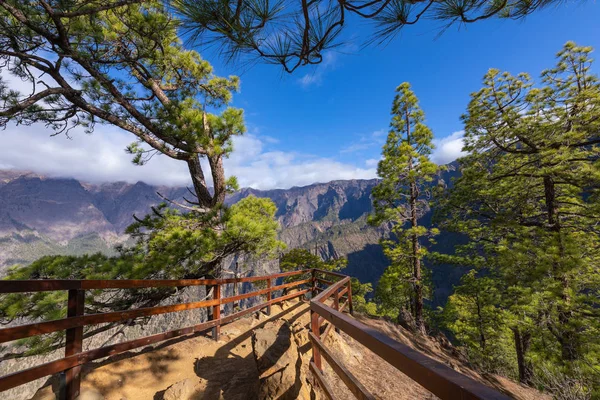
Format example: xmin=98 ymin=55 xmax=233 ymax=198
xmin=163 ymin=379 xmax=198 ymax=400
xmin=290 ymin=320 xmax=309 ymax=348
xmin=252 ymin=321 xmax=305 ymax=400
xmin=396 ymin=309 xmax=417 ymax=332
xmin=77 ymin=389 xmax=104 ymax=400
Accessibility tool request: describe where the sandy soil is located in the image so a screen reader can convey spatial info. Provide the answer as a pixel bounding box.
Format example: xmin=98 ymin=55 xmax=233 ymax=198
xmin=30 ymin=297 xmax=547 ymax=400
xmin=32 ymin=301 xmax=309 ymax=400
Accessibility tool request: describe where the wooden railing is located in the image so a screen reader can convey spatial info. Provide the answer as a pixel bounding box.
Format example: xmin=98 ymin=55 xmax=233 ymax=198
xmin=0 ymin=268 xmax=513 ymax=400
xmin=309 ymin=269 xmax=512 ymax=400
xmin=0 ymin=269 xmax=311 ymax=399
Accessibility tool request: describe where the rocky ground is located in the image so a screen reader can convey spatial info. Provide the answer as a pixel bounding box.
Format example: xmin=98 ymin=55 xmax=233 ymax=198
xmin=29 ymin=296 xmax=547 ymax=400
xmin=31 ymin=300 xmax=314 ymax=400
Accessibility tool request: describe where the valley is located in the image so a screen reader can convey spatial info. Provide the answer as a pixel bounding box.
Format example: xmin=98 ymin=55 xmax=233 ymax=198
xmin=0 ymin=167 xmax=463 ymax=307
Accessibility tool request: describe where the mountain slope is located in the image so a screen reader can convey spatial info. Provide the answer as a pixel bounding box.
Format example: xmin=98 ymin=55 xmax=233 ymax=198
xmin=0 ymin=167 xmax=463 ymax=307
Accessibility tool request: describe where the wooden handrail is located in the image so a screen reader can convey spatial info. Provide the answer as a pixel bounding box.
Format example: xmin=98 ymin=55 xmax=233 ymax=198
xmin=310 ymin=361 xmax=336 ymax=400
xmin=309 ymin=332 xmax=375 ymax=400
xmin=0 ymin=289 xmax=310 ymax=394
xmin=312 ymin=268 xmax=347 ymax=278
xmin=0 ymin=275 xmax=313 ymax=344
xmin=0 ymin=268 xmax=513 ymax=400
xmin=0 ymin=269 xmax=311 ymax=293
xmin=0 ymin=269 xmax=312 ymax=398
xmin=0 ymin=298 xmax=221 ymax=344
xmin=309 ymin=273 xmax=512 ymax=400
xmin=316 ymin=277 xmax=334 ymax=286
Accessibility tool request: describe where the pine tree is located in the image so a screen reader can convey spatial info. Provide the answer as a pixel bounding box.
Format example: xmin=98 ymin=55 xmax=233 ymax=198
xmin=0 ymin=1 xmax=287 ymax=279
xmin=0 ymin=2 xmax=286 ymax=356
xmin=176 ymin=0 xmax=573 ymax=73
xmin=370 ymin=83 xmax=440 ymax=333
xmin=443 ymin=270 xmax=516 ymax=375
xmin=0 ymin=1 xmax=240 ymax=210
xmin=437 ymin=42 xmax=600 ymax=388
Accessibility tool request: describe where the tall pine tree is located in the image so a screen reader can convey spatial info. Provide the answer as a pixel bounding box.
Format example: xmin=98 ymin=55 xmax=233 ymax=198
xmin=437 ymin=42 xmax=600 ymax=390
xmin=370 ymin=83 xmax=439 ymax=333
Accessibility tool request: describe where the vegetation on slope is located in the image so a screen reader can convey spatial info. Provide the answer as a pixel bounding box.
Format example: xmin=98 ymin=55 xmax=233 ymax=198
xmin=366 ymin=42 xmax=599 ymax=398
xmin=0 ymin=0 xmax=283 ymax=355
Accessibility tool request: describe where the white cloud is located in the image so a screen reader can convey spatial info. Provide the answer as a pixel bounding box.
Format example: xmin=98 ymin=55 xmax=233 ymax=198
xmin=297 ymin=52 xmax=339 ymax=89
xmin=0 ymin=123 xmax=376 ymax=190
xmin=365 ymin=158 xmax=379 ymax=168
xmin=340 ymin=129 xmax=386 ymax=154
xmin=431 ymin=131 xmax=467 ymax=165
xmin=299 ymin=73 xmax=322 ymax=87
xmin=0 ymin=70 xmax=376 ymax=190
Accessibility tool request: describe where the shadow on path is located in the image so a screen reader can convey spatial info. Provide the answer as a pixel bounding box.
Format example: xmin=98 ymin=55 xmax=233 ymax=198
xmin=194 ymin=300 xmax=309 ymax=400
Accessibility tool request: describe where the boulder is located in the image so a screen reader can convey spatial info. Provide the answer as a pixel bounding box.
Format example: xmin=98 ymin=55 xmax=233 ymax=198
xmin=163 ymin=378 xmax=198 ymax=400
xmin=77 ymin=389 xmax=104 ymax=400
xmin=252 ymin=321 xmax=305 ymax=400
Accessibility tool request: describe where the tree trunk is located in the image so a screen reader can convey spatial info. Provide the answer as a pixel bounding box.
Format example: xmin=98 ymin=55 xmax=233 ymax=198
xmin=208 ymin=154 xmax=227 ymax=206
xmin=512 ymin=327 xmax=533 ymax=385
xmin=543 ymin=176 xmax=578 ymax=361
xmin=475 ymin=292 xmax=486 ymax=351
xmin=410 ymin=185 xmax=425 ymax=334
xmin=187 ymin=155 xmax=214 ymax=208
xmin=406 ymin=107 xmax=425 ymax=335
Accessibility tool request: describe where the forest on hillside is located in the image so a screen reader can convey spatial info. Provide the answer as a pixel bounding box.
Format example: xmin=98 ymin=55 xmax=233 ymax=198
xmin=0 ymin=1 xmax=598 ymax=399
xmin=366 ymin=43 xmax=600 ymax=398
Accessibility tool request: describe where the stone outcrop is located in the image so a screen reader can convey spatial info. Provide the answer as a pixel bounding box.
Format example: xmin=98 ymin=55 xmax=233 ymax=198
xmin=251 ymin=319 xmax=314 ymax=400
xmin=162 ymin=378 xmax=199 ymax=400
xmin=77 ymin=389 xmax=105 ymax=400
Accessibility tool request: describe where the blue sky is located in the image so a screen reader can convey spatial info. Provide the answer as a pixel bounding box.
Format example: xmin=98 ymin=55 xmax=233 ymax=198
xmin=1 ymin=1 xmax=599 ymax=189
xmin=214 ymin=0 xmax=600 ymax=167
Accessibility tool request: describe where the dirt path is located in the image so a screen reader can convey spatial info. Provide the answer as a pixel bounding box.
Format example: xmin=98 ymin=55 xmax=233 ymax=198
xmin=31 ymin=298 xmax=545 ymax=400
xmin=32 ymin=301 xmax=308 ymax=400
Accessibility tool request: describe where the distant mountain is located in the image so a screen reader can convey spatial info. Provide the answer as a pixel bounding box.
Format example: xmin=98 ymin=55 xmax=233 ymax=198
xmin=0 ymin=166 xmax=464 ymax=306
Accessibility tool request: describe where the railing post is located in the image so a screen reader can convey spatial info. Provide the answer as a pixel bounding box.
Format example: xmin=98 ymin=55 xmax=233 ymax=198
xmin=212 ymin=284 xmax=221 ymax=341
xmin=333 ymin=289 xmax=340 ymax=334
xmin=347 ymin=280 xmax=354 ymax=316
xmin=311 ymin=269 xmax=316 ymax=298
xmin=310 ymin=310 xmax=322 ymax=371
xmin=266 ymin=278 xmax=272 ymax=316
xmin=64 ymin=289 xmax=84 ymax=400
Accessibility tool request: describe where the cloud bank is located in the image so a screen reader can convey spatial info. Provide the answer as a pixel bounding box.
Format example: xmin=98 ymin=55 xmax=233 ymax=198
xmin=0 ymin=124 xmax=377 ymax=190
xmin=431 ymin=131 xmax=466 ymax=164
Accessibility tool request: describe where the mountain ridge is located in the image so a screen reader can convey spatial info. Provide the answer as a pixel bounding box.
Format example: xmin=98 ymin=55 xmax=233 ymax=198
xmin=0 ymin=167 xmax=464 ymax=307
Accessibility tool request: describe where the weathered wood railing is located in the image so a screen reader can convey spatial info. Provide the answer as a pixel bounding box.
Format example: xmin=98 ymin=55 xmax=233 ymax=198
xmin=0 ymin=268 xmax=514 ymax=400
xmin=309 ymin=269 xmax=512 ymax=400
xmin=0 ymin=269 xmax=311 ymax=399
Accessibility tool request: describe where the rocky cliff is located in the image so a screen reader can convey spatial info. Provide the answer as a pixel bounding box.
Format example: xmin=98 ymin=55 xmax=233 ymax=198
xmin=0 ymin=167 xmax=463 ymax=306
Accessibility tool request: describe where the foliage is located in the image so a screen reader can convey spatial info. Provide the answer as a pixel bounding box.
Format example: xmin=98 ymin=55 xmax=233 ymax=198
xmin=442 ymin=270 xmax=516 ymax=376
xmin=280 ymin=248 xmax=346 ymax=272
xmin=175 ymin=0 xmax=572 ymax=73
xmin=125 ymin=196 xmax=285 ymax=279
xmin=0 ymin=195 xmax=284 ymax=356
xmin=279 ymin=248 xmax=346 ymax=286
xmin=350 ymin=278 xmax=377 ymax=315
xmin=369 ymin=82 xmax=441 ymax=333
xmin=436 ymin=42 xmax=600 ymax=392
xmin=0 ymin=0 xmax=242 ymax=209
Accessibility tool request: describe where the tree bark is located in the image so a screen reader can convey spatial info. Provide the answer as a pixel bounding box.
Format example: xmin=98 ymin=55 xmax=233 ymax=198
xmin=209 ymin=154 xmax=227 ymax=206
xmin=512 ymin=327 xmax=533 ymax=385
xmin=187 ymin=155 xmax=214 ymax=208
xmin=410 ymin=182 xmax=425 ymax=334
xmin=475 ymin=292 xmax=486 ymax=351
xmin=543 ymin=175 xmax=578 ymax=362
xmin=406 ymin=107 xmax=425 ymax=334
